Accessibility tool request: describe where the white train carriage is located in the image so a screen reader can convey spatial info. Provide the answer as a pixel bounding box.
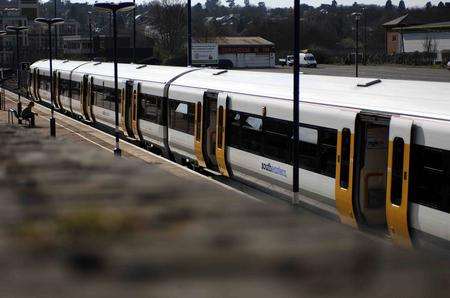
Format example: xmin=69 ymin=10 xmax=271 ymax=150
xmin=29 ymin=60 xmax=450 ymax=251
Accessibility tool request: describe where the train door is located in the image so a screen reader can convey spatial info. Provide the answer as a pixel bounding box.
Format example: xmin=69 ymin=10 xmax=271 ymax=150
xmin=52 ymin=70 xmax=59 ymax=109
xmin=36 ymin=69 xmax=42 ymax=102
xmin=335 ymin=111 xmax=359 ymax=228
xmin=122 ymin=80 xmax=136 ymax=139
xmin=385 ymin=117 xmax=413 ymax=247
xmin=80 ymin=74 xmax=90 ymax=121
xmin=131 ymin=82 xmax=143 ymax=141
xmin=88 ymin=76 xmax=96 ymax=123
xmin=56 ymin=71 xmax=64 ymax=111
xmin=193 ymin=91 xmax=230 ymax=176
xmin=354 ymin=113 xmax=390 ymax=232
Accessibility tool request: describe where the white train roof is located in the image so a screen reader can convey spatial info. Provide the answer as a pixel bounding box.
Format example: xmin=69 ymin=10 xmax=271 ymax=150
xmin=30 ymin=60 xmax=450 ymax=121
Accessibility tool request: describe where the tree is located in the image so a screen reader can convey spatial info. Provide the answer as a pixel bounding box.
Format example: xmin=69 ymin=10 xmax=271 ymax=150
xmin=385 ymin=0 xmax=393 ymax=10
xmin=226 ymin=0 xmax=235 ymax=8
xmin=398 ymin=0 xmax=406 ymax=11
xmin=425 ymin=2 xmax=432 ymax=10
xmin=205 ymin=0 xmax=220 ymax=11
xmin=244 ymin=0 xmax=250 ymax=7
xmin=258 ymin=2 xmax=266 ymax=10
xmin=438 ymin=1 xmax=445 ymax=8
xmin=331 ymin=0 xmax=337 ymax=8
xmin=148 ymin=0 xmax=186 ymax=60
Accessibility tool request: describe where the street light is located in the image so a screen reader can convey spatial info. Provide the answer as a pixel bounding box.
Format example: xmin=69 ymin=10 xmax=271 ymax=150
xmin=34 ymin=17 xmax=64 ymax=137
xmin=88 ymin=11 xmax=94 ymax=60
xmin=0 ymin=30 xmax=6 ymax=82
xmin=133 ymin=0 xmax=136 ymax=63
xmin=352 ymin=12 xmax=362 ymax=78
xmin=6 ymin=25 xmax=29 ymax=123
xmin=95 ymin=1 xmax=135 ymax=157
xmin=292 ymin=0 xmax=300 ymax=203
xmin=187 ymin=0 xmax=192 ymax=66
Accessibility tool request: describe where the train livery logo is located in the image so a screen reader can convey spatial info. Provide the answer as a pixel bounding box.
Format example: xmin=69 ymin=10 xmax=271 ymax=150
xmin=261 ymin=162 xmax=287 ymax=178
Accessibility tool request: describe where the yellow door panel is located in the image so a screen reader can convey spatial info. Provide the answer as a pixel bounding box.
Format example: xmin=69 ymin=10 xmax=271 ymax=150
xmin=386 ymin=140 xmax=412 ymax=248
xmin=216 ymin=94 xmax=229 ymax=177
xmin=119 ymin=88 xmax=127 ymax=134
xmin=335 ymin=130 xmax=357 ymax=228
xmin=194 ymin=101 xmax=206 ymax=167
xmin=131 ymin=89 xmax=139 ymax=138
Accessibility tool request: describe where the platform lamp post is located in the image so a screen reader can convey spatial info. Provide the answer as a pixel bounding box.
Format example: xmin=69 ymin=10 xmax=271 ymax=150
xmin=34 ymin=18 xmax=64 ymax=137
xmin=292 ymin=0 xmax=300 ymax=203
xmin=0 ymin=30 xmax=6 ymax=82
xmin=6 ymin=25 xmax=28 ymax=123
xmin=187 ymin=0 xmax=192 ymax=66
xmin=352 ymin=12 xmax=362 ymax=78
xmin=88 ymin=11 xmax=94 ymax=60
xmin=95 ymin=2 xmax=135 ymax=157
xmin=132 ymin=0 xmax=136 ymax=63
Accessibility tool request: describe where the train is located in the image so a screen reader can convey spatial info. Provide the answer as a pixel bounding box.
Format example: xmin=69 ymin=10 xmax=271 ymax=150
xmin=28 ymin=59 xmax=450 ymax=251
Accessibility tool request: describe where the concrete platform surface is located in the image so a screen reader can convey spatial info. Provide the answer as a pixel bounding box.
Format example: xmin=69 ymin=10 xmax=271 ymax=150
xmin=0 ymin=99 xmax=449 ymax=297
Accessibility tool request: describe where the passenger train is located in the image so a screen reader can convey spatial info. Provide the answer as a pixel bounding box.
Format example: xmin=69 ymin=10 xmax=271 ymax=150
xmin=28 ymin=59 xmax=450 ymax=250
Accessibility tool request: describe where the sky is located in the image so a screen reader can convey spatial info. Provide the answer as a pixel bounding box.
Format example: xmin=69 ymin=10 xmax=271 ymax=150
xmin=192 ymin=0 xmax=441 ymax=8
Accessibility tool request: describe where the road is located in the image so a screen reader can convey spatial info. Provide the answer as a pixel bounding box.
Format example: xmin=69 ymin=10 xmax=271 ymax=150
xmin=249 ymin=64 xmax=450 ymax=82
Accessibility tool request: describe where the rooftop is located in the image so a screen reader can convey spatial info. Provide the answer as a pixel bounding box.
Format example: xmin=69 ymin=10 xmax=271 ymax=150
xmin=194 ymin=36 xmax=274 ymax=46
xmin=394 ymin=20 xmax=450 ymax=32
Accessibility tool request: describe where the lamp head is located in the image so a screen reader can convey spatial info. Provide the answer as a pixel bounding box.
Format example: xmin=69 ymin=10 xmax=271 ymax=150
xmin=94 ymin=2 xmax=135 ymax=13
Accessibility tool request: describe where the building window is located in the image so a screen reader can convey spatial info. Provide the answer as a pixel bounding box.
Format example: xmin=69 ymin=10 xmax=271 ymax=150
xmin=392 ymin=35 xmax=397 ymax=42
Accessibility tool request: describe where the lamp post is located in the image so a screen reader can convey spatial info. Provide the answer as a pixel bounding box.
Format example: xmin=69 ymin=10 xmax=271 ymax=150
xmin=133 ymin=0 xmax=136 ymax=63
xmin=6 ymin=25 xmax=28 ymax=123
xmin=362 ymin=8 xmax=367 ymax=65
xmin=95 ymin=2 xmax=135 ymax=157
xmin=293 ymin=0 xmax=300 ymax=202
xmin=34 ymin=18 xmax=64 ymax=137
xmin=187 ymin=0 xmax=192 ymax=66
xmin=0 ymin=30 xmax=6 ymax=82
xmin=88 ymin=11 xmax=94 ymax=60
xmin=54 ymin=0 xmax=58 ymax=59
xmin=352 ymin=12 xmax=362 ymax=78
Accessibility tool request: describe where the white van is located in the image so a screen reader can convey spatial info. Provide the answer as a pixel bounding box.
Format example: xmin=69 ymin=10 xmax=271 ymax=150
xmin=300 ymin=53 xmax=317 ymax=68
xmin=286 ymin=53 xmax=317 ymax=68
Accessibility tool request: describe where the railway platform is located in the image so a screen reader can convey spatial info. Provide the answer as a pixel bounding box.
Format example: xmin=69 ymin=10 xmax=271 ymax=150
xmin=0 ymin=90 xmax=449 ymax=297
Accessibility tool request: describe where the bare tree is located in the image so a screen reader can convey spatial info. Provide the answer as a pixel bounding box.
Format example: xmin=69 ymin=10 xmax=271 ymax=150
xmin=147 ymin=0 xmax=186 ymax=60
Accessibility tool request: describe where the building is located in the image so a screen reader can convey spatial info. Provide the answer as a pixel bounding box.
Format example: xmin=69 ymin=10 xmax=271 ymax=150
xmin=396 ymin=21 xmax=450 ymax=62
xmin=382 ymin=14 xmax=421 ymax=55
xmin=0 ymin=6 xmax=29 ymax=69
xmin=194 ymin=36 xmax=275 ymax=68
xmin=63 ymin=35 xmax=91 ymax=56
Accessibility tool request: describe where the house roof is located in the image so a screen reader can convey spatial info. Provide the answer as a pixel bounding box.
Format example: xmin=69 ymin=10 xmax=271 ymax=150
xmin=395 ymin=21 xmax=450 ymax=32
xmin=382 ymin=14 xmax=409 ymax=27
xmin=194 ymin=36 xmax=274 ymax=46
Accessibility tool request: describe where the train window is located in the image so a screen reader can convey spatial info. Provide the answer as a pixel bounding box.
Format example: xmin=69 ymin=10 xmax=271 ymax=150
xmin=241 ymin=115 xmax=263 ymax=154
xmin=391 ymin=137 xmax=404 ymax=206
xmin=140 ymin=94 xmax=162 ymax=124
xmin=195 ymin=102 xmax=202 ymax=141
xmin=169 ymin=100 xmax=195 ymax=135
xmin=71 ymin=81 xmax=81 ymax=101
xmin=319 ymin=128 xmax=337 ymax=178
xmin=217 ymin=106 xmax=224 ymax=149
xmin=40 ymin=75 xmax=51 ymax=91
xmin=300 ymin=127 xmax=318 ymax=144
xmin=264 ymin=118 xmax=292 ymax=164
xmin=410 ymin=145 xmax=450 ymax=213
xmin=340 ymin=128 xmax=351 ymax=189
xmin=59 ymin=78 xmax=71 ymax=97
xmin=227 ymin=110 xmax=242 ymax=149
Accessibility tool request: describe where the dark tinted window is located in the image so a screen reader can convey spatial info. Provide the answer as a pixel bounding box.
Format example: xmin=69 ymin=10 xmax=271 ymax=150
xmin=71 ymin=80 xmax=80 ymax=101
xmin=59 ymin=78 xmax=71 ymax=97
xmin=39 ymin=75 xmax=51 ymax=91
xmin=93 ymin=84 xmax=116 ymax=111
xmin=264 ymin=117 xmax=292 ymax=163
xmin=169 ymin=100 xmax=195 ymax=135
xmin=227 ymin=111 xmax=337 ymax=178
xmin=340 ymin=128 xmax=351 ymax=188
xmin=391 ymin=137 xmax=404 ymax=205
xmin=411 ymin=145 xmax=450 ymax=213
xmin=140 ymin=94 xmax=163 ymax=125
